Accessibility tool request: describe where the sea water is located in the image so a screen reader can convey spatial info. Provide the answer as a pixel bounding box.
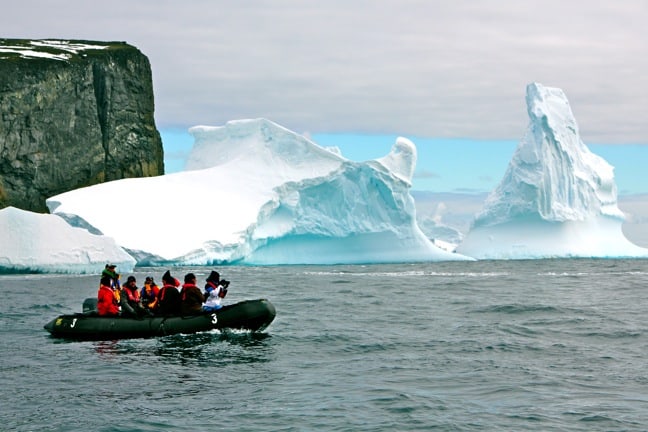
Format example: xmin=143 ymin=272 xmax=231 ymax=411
xmin=1 ymin=259 xmax=647 ymax=431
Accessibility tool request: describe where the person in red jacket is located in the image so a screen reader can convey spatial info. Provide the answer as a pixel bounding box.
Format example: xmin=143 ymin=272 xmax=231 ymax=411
xmin=97 ymin=275 xmax=120 ymax=316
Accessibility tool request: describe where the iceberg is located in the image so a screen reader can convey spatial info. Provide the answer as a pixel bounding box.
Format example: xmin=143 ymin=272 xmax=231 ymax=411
xmin=456 ymin=83 xmax=648 ymax=259
xmin=417 ymin=200 xmax=465 ymax=247
xmin=0 ymin=207 xmax=135 ymax=274
xmin=47 ymin=119 xmax=469 ymax=265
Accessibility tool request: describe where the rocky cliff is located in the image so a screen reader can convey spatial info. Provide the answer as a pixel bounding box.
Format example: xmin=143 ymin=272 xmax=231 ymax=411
xmin=0 ymin=39 xmax=164 ymax=212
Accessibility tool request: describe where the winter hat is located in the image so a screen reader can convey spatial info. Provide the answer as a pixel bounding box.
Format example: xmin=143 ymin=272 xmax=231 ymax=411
xmin=126 ymin=276 xmax=136 ymax=284
xmin=206 ymin=270 xmax=220 ymax=283
xmin=145 ymin=276 xmax=154 ymax=284
xmin=100 ymin=275 xmax=112 ymax=286
xmin=184 ymin=273 xmax=196 ymax=283
xmin=162 ymin=270 xmax=174 ymax=284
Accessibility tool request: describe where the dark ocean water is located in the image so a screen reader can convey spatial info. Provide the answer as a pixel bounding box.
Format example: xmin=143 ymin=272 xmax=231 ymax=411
xmin=1 ymin=260 xmax=648 ymax=431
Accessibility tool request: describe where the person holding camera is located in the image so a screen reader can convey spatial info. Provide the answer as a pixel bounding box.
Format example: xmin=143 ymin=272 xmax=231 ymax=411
xmin=202 ymin=270 xmax=230 ymax=312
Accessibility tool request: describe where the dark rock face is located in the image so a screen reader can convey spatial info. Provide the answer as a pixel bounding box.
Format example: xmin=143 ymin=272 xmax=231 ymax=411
xmin=0 ymin=39 xmax=164 ymax=212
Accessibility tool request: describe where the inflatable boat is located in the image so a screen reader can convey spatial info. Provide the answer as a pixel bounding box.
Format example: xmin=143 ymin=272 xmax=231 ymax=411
xmin=44 ymin=298 xmax=276 ymax=340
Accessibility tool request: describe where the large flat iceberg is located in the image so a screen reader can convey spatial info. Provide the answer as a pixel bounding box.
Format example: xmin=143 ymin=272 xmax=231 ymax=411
xmin=0 ymin=207 xmax=135 ymax=273
xmin=456 ymin=83 xmax=648 ymax=259
xmin=47 ymin=119 xmax=469 ymax=266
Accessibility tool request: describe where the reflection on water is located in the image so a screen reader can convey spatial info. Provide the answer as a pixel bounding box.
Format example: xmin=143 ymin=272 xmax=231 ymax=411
xmin=94 ymin=340 xmax=122 ymax=357
xmin=154 ymin=331 xmax=274 ymax=365
xmin=88 ymin=331 xmax=274 ymax=366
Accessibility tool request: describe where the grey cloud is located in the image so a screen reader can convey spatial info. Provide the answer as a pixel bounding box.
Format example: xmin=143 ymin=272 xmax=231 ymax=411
xmin=414 ymin=169 xmax=441 ymax=179
xmin=3 ymin=0 xmax=646 ymax=142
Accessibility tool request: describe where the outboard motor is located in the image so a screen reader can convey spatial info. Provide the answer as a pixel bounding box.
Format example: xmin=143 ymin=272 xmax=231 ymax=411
xmin=83 ymin=297 xmax=98 ymax=313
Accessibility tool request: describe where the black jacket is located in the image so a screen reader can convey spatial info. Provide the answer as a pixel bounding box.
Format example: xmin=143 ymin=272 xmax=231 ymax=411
xmin=156 ymin=285 xmax=182 ymax=316
xmin=120 ymin=286 xmax=148 ymax=318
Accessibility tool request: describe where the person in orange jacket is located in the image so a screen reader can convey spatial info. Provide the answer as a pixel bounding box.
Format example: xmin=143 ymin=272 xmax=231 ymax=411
xmin=140 ymin=276 xmax=159 ymax=311
xmin=97 ymin=275 xmax=120 ymax=316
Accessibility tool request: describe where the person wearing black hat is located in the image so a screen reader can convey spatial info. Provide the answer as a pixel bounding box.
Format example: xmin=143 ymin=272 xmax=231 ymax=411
xmin=120 ymin=276 xmax=149 ymax=317
xmin=155 ymin=270 xmax=182 ymax=316
xmin=206 ymin=271 xmax=220 ymax=284
xmin=203 ymin=270 xmax=230 ymax=312
xmin=180 ymin=273 xmax=204 ymax=315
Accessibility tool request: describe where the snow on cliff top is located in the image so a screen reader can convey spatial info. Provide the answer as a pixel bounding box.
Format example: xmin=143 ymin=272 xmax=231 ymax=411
xmin=0 ymin=39 xmax=110 ymax=61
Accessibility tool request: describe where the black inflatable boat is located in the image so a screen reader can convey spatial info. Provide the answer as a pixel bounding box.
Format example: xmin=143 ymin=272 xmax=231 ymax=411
xmin=44 ymin=298 xmax=276 ymax=340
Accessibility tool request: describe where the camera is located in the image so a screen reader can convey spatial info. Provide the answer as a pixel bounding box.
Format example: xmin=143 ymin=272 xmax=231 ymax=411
xmin=218 ymin=280 xmax=229 ymax=298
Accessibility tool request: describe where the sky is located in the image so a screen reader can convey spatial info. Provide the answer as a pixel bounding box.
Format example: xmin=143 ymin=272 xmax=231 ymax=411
xmin=3 ymin=0 xmax=647 ymax=193
xmin=161 ymin=128 xmax=648 ymax=195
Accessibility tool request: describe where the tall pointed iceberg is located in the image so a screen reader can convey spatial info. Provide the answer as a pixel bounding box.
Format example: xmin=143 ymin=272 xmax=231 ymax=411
xmin=456 ymin=83 xmax=648 ymax=259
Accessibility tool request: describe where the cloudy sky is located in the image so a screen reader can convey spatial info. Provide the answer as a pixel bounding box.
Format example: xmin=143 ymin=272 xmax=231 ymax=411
xmin=3 ymin=0 xmax=646 ymax=144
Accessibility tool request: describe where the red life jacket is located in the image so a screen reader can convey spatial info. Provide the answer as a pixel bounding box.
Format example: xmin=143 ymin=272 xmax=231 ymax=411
xmin=124 ymin=286 xmax=140 ymax=302
xmin=159 ymin=283 xmax=175 ymax=301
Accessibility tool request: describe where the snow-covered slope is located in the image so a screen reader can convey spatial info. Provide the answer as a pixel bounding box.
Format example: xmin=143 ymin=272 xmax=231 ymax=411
xmin=0 ymin=207 xmax=135 ymax=273
xmin=48 ymin=119 xmax=469 ymax=265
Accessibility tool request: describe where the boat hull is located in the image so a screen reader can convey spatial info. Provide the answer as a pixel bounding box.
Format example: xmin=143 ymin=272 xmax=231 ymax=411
xmin=44 ymin=299 xmax=276 ymax=340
